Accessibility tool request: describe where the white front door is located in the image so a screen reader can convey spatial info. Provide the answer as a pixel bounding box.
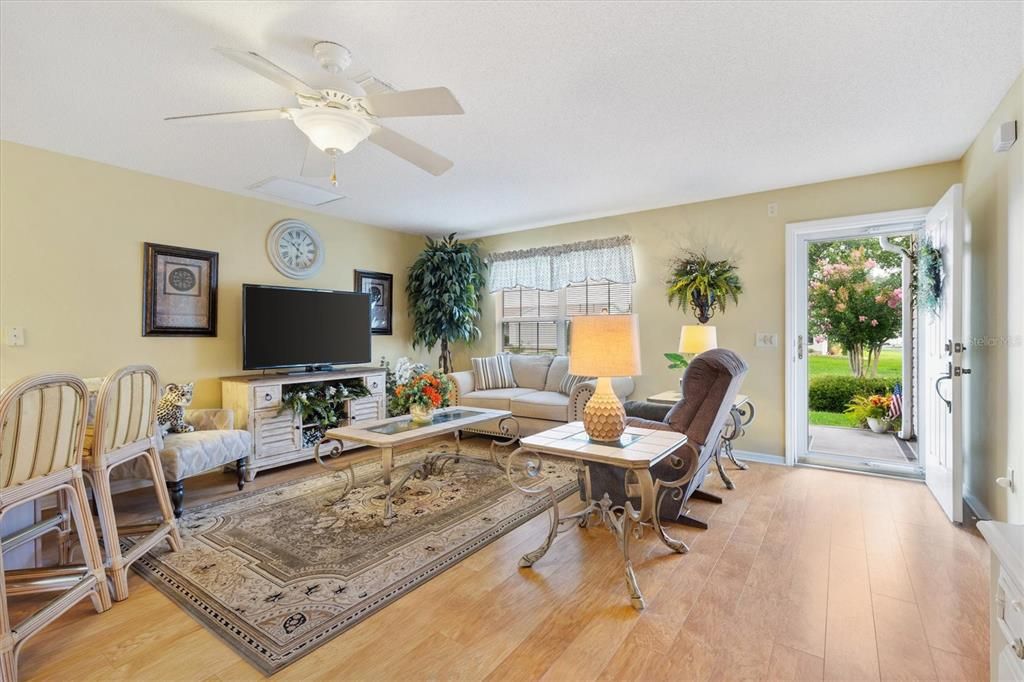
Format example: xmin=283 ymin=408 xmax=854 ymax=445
xmin=920 ymin=184 xmax=965 ymax=523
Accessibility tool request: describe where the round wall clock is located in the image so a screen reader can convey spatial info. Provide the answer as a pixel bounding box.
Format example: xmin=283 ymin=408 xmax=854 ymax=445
xmin=266 ymin=219 xmax=325 ymax=279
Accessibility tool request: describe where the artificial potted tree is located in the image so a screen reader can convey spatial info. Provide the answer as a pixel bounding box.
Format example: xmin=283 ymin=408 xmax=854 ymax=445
xmin=406 ymin=233 xmax=487 ymax=373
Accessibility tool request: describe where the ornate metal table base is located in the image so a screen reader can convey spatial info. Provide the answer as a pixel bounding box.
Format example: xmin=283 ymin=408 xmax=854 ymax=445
xmin=507 ymin=447 xmax=693 ymax=610
xmin=315 ymin=416 xmax=521 ymax=527
xmin=715 ymin=401 xmax=755 ymax=490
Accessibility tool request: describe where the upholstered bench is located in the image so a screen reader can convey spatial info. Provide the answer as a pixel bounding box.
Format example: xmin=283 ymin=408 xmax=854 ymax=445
xmin=104 ymin=408 xmax=252 ymax=517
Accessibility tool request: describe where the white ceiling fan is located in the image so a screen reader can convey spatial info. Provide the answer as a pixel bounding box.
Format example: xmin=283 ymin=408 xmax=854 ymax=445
xmin=166 ymin=41 xmax=464 ymax=183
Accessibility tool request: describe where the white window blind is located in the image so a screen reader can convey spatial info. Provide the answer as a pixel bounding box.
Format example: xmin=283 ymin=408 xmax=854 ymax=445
xmin=565 ymin=281 xmax=633 ymax=316
xmin=499 ymin=280 xmax=633 ymax=354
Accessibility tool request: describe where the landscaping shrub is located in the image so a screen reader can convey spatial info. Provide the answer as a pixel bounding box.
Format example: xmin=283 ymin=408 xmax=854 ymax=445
xmin=808 ymin=375 xmax=897 ymax=413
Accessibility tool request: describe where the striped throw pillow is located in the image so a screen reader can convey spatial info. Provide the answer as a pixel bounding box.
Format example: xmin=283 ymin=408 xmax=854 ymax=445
xmin=559 ymin=373 xmax=593 ymax=396
xmin=472 ymin=355 xmax=516 ymax=390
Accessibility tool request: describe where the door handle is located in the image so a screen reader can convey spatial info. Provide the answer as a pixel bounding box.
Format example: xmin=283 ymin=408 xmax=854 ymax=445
xmin=935 ymin=362 xmax=952 ymax=413
xmin=797 ymin=335 xmax=804 ymax=360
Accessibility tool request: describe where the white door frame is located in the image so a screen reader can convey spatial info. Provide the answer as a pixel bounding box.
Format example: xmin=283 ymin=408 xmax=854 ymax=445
xmin=784 ymin=208 xmax=929 ymax=467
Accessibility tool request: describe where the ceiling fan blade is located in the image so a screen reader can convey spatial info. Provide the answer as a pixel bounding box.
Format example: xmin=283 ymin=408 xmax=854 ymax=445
xmin=361 ymin=87 xmax=464 ymax=118
xmin=368 ymin=125 xmax=454 ymax=176
xmin=214 ymin=47 xmax=321 ymax=98
xmin=164 ymin=108 xmax=292 ymax=122
xmin=299 ymin=141 xmax=333 ymax=178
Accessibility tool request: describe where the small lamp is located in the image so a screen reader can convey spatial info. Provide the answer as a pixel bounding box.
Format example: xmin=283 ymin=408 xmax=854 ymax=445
xmin=677 ymin=325 xmax=717 ymax=395
xmin=678 ymin=324 xmax=718 ymax=356
xmin=570 ymin=314 xmax=642 ymax=442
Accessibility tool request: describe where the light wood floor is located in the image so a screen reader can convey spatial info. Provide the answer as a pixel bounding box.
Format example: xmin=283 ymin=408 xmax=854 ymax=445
xmin=10 ymin=452 xmax=990 ymax=681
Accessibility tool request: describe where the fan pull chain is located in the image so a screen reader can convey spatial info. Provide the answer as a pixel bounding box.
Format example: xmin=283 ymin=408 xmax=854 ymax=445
xmin=330 ymin=153 xmax=338 ymax=187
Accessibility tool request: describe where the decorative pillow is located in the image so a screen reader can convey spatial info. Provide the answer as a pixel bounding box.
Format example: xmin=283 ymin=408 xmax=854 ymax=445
xmin=157 ymin=383 xmax=195 ymax=434
xmin=509 ymin=354 xmax=553 ymax=391
xmin=472 ymin=355 xmax=516 ymax=390
xmin=559 ymin=373 xmax=593 ymax=396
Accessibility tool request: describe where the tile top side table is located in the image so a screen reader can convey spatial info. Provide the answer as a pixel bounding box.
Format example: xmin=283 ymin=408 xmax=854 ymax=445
xmin=507 ymin=422 xmax=694 ymax=610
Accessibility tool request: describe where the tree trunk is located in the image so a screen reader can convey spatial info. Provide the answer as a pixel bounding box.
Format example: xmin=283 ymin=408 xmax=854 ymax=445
xmin=438 ymin=339 xmax=452 ymax=374
xmin=847 ymin=344 xmax=865 ymax=378
xmin=868 ymin=345 xmax=883 ymax=378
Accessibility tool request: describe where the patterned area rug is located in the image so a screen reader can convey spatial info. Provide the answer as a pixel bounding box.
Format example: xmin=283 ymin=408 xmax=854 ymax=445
xmin=125 ymin=438 xmax=578 ymax=674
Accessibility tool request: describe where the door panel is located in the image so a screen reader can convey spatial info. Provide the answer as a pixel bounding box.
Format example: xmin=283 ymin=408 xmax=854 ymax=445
xmin=921 ymin=184 xmax=964 ymax=523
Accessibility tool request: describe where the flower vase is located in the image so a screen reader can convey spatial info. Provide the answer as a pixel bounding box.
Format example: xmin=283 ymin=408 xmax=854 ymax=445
xmin=867 ymin=417 xmax=889 ymax=434
xmin=410 ymin=404 xmax=435 ymax=424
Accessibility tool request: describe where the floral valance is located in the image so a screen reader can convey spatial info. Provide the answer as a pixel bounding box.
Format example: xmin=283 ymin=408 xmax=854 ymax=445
xmin=486 ymin=235 xmax=636 ymax=292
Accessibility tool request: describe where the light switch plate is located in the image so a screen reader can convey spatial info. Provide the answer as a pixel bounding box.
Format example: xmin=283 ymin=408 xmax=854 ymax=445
xmin=756 ymin=332 xmax=778 ymax=348
xmin=767 ymin=202 xmax=778 ymax=217
xmin=5 ymin=327 xmax=25 ymax=347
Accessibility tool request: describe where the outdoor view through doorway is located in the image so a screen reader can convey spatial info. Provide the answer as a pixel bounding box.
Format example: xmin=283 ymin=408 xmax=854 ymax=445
xmin=806 ymin=234 xmax=921 ymax=476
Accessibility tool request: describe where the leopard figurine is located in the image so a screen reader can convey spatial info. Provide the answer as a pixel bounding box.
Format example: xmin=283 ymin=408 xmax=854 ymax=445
xmin=157 ymin=383 xmax=195 ymax=434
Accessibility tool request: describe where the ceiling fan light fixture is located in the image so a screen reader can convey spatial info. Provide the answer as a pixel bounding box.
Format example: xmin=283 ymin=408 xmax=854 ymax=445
xmin=291 ymin=107 xmax=372 ymax=154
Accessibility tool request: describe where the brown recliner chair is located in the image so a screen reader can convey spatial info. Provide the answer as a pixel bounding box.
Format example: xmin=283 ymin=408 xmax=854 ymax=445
xmin=587 ymin=348 xmax=749 ymax=527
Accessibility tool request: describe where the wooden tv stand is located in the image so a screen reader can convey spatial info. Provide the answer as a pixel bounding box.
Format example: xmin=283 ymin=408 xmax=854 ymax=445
xmin=221 ymin=367 xmax=386 ymax=481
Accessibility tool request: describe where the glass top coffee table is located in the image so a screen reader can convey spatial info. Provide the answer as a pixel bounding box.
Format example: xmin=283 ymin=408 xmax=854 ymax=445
xmin=315 ymin=407 xmax=518 ymax=527
xmin=506 ymin=422 xmax=692 ymax=610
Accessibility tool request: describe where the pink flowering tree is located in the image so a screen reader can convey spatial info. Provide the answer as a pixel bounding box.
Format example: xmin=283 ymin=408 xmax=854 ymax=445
xmin=808 ymin=247 xmax=902 ymax=377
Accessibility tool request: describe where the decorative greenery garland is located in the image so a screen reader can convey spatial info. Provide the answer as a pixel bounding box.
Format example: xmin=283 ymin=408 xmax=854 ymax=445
xmin=917 ymin=238 xmax=944 ymax=314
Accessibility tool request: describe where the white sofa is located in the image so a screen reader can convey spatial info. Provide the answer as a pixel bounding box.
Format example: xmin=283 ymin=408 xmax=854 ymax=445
xmin=447 ymin=354 xmax=635 ymax=437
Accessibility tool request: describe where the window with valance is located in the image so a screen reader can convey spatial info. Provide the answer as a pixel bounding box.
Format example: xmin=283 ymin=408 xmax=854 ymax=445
xmin=488 ymin=236 xmax=636 ymax=354
xmin=486 ymin=235 xmax=635 ymax=292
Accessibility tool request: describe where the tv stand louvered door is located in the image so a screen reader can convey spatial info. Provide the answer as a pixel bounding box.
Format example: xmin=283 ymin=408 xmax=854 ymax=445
xmin=221 ymin=368 xmax=386 ymax=480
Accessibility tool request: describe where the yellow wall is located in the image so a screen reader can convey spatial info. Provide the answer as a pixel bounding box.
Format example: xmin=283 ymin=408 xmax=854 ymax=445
xmin=0 ymin=141 xmax=429 ymax=406
xmin=463 ymin=162 xmax=962 ymax=459
xmin=962 ymin=72 xmax=1023 ymax=523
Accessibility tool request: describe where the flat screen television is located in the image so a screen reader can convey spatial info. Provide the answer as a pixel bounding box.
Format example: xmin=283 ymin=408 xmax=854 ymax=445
xmin=242 ymin=284 xmax=372 ymax=371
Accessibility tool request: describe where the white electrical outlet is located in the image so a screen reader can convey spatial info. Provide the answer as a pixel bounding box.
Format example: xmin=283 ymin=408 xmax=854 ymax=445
xmin=767 ymin=202 xmax=778 ymax=217
xmin=5 ymin=327 xmax=25 ymax=347
xmin=756 ymin=332 xmax=778 ymax=348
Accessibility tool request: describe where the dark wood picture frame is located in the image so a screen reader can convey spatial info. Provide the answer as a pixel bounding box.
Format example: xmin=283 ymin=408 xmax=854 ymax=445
xmin=354 ymin=269 xmax=393 ymax=336
xmin=143 ymin=242 xmax=219 ymax=337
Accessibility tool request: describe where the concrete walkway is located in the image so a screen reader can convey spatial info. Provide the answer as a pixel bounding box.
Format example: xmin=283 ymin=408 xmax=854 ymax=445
xmin=808 ymin=425 xmax=917 ymax=462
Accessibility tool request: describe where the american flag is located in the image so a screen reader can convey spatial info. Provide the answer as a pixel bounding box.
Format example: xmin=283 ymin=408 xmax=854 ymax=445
xmin=888 ymin=383 xmax=903 ymax=420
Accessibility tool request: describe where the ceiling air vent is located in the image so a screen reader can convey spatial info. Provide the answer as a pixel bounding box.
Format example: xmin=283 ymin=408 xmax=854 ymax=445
xmin=247 ymin=177 xmax=347 ymax=207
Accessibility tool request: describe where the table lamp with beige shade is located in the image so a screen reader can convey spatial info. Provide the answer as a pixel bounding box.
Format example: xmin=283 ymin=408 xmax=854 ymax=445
xmin=569 ymin=314 xmax=641 ymax=442
xmin=676 ymin=324 xmax=718 ymax=394
xmin=679 ymin=324 xmax=718 ymax=356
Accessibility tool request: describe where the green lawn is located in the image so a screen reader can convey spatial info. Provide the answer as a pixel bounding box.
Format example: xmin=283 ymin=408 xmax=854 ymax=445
xmin=809 ymin=410 xmax=859 ymax=427
xmin=808 ymin=348 xmax=902 ymax=427
xmin=808 ymin=348 xmax=903 ymax=379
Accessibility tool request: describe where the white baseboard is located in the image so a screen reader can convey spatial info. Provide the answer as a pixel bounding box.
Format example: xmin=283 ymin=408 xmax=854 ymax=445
xmin=732 ymin=450 xmax=787 ymax=466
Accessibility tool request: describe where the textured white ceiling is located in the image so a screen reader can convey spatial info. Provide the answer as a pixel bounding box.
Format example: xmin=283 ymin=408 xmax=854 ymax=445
xmin=1 ymin=1 xmax=1021 ymax=235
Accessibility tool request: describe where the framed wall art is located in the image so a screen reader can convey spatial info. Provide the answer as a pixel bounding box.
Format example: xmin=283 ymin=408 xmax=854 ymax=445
xmin=354 ymin=269 xmax=393 ymax=335
xmin=143 ymin=242 xmax=219 ymax=336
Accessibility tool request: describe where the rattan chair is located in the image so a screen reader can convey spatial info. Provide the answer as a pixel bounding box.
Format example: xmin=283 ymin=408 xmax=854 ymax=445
xmin=84 ymin=365 xmax=181 ymax=601
xmin=0 ymin=373 xmax=112 ymax=680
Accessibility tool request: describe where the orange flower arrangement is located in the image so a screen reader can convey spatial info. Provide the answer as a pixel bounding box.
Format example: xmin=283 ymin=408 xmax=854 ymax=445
xmin=845 ymin=392 xmax=893 ymax=425
xmin=390 ymin=370 xmax=453 ymax=415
